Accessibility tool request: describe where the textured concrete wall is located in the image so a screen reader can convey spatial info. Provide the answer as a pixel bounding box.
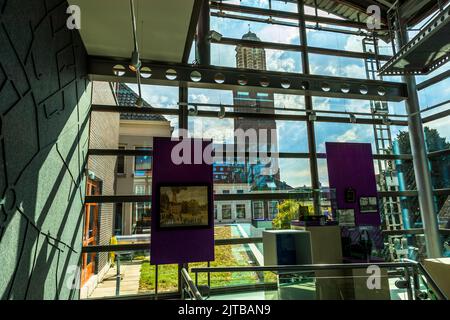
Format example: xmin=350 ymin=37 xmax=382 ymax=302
xmin=0 ymin=0 xmax=91 ymax=299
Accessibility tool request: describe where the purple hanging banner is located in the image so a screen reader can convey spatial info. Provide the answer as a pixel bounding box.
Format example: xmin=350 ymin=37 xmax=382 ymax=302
xmin=150 ymin=137 xmax=215 ymax=265
xmin=325 ymin=142 xmax=381 ymax=226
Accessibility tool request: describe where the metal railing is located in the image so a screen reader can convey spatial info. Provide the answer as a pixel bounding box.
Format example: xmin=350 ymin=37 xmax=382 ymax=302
xmin=181 ymin=268 xmax=203 ymax=300
xmin=412 ymin=260 xmax=448 ymax=300
xmin=82 ymin=236 xmax=263 ymax=253
xmin=81 ymin=235 xmax=449 ymax=300
xmin=191 ymin=260 xmax=448 ymax=300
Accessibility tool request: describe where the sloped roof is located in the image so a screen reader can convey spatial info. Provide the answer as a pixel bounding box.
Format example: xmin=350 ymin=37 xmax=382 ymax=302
xmin=115 ymin=83 xmax=168 ymax=122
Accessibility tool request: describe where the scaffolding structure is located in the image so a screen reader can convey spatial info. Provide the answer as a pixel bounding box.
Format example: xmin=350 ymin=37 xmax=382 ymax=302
xmin=362 ymin=36 xmax=407 ymax=260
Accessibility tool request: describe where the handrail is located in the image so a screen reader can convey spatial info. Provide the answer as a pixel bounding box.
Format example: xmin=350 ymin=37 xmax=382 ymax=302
xmin=417 ymin=263 xmax=448 ymax=300
xmin=181 ymin=268 xmax=203 ymax=300
xmin=82 ymin=237 xmax=263 ymax=253
xmin=82 ymin=230 xmax=449 ymax=253
xmin=191 ymin=261 xmax=417 ymax=273
xmin=192 ymin=261 xmax=448 ymax=300
xmin=382 ymin=228 xmax=450 ymax=236
xmin=402 ymin=259 xmax=448 ymax=301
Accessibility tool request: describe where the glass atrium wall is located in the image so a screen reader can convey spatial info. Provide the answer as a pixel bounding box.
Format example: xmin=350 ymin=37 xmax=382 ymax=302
xmin=82 ymin=1 xmax=450 ymax=299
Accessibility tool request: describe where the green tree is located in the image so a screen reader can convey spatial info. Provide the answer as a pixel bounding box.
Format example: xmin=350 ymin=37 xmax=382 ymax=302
xmin=272 ymin=200 xmax=314 ymax=230
xmin=272 ymin=200 xmax=299 ymax=230
xmin=393 ymin=127 xmax=450 ymax=224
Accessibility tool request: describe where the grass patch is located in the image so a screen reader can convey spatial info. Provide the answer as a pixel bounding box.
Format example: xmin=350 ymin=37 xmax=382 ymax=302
xmin=138 ymin=226 xmax=277 ymax=293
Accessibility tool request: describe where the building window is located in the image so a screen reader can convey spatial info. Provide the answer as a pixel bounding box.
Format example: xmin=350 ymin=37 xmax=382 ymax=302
xmin=222 ymin=205 xmax=232 ymax=220
xmin=253 ymin=201 xmax=264 ymax=220
xmin=237 ymin=190 xmax=244 ymax=194
xmin=223 ymin=190 xmax=230 ymax=194
xmin=133 ymin=185 xmax=151 ymax=234
xmin=135 ymin=147 xmax=152 ymax=176
xmin=114 ymin=203 xmax=123 ymax=235
xmin=268 ymin=201 xmax=279 ymax=220
xmin=214 ymin=205 xmax=218 ymax=219
xmin=117 ymin=146 xmax=125 ymax=174
xmin=135 ymin=185 xmax=145 ymax=195
xmin=236 ymin=204 xmax=246 ymax=219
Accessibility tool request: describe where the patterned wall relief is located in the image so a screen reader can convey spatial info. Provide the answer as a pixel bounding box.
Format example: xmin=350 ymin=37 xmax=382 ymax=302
xmin=0 ymin=0 xmax=91 ymax=299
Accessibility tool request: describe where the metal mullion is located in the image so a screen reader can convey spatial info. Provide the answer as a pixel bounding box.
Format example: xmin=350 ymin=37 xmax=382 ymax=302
xmin=214 ymin=37 xmax=392 ymax=61
xmin=214 ymin=190 xmax=421 ymax=202
xmin=88 ymin=149 xmax=154 ymax=156
xmin=197 ymin=0 xmax=210 ymax=65
xmin=212 ymin=151 xmax=311 ymax=159
xmin=191 ymin=110 xmax=408 ymax=124
xmin=378 ymin=190 xmax=418 ymax=197
xmin=315 ymin=115 xmax=408 ymax=126
xmin=91 ymin=105 xmax=408 ymax=126
xmin=214 ymin=192 xmax=314 ymax=201
xmin=211 ymin=11 xmax=299 ymax=28
xmin=373 ymin=154 xmax=413 ymax=161
xmin=428 ymin=148 xmax=450 ymax=159
xmin=299 ymin=0 xmax=320 ymax=216
xmin=91 ymin=104 xmax=180 ymax=116
xmin=422 ymin=109 xmax=450 ymax=123
xmin=433 ymin=188 xmax=450 ymax=196
xmin=85 ymin=195 xmax=150 ymax=204
xmin=179 ymin=84 xmax=189 ymax=132
xmin=209 ymin=1 xmax=370 ymax=30
xmin=183 ymin=101 xmax=408 ymax=118
xmin=212 ymin=11 xmax=371 ymax=37
xmin=195 ymin=109 xmax=307 ymax=121
xmin=420 ymin=99 xmax=450 ymax=115
xmin=416 ymin=70 xmax=450 ymax=91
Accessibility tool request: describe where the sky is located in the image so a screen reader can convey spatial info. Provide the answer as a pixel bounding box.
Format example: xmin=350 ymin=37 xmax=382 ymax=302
xmin=128 ymin=0 xmax=450 ymax=189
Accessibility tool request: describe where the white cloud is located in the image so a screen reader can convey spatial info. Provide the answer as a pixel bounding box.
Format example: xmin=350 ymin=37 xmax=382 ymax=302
xmin=266 ymin=50 xmax=296 ymax=73
xmin=314 ymin=98 xmax=332 ymax=111
xmin=190 ymin=118 xmax=235 ymax=144
xmin=258 ymin=23 xmax=299 ymax=45
xmin=343 ymin=64 xmax=367 ymax=79
xmin=189 ymin=94 xmax=210 ymax=104
xmin=137 ymin=85 xmax=178 ymax=108
xmin=274 ymin=93 xmax=305 ymax=110
xmin=336 ymin=128 xmax=359 ymax=142
xmin=279 ymin=159 xmax=311 ymax=187
xmin=344 ymin=36 xmax=363 ymax=53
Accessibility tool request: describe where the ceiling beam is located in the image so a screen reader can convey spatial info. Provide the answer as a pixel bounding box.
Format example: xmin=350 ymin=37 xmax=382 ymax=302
xmin=87 ymin=56 xmax=408 ymax=102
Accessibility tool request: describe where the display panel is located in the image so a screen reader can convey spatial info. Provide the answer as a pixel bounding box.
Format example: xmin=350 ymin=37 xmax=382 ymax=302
xmin=158 ymin=185 xmax=211 ymax=229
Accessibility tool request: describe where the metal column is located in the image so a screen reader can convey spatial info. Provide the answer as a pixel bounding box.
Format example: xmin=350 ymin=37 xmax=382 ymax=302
xmin=179 ymin=85 xmax=189 ymax=133
xmin=397 ymin=28 xmax=442 ymax=258
xmin=298 ymin=1 xmax=321 ymax=214
xmin=197 ymin=0 xmax=210 ymax=66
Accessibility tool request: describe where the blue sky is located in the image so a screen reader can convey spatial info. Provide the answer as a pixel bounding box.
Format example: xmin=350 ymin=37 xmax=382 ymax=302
xmin=129 ymin=1 xmax=449 ymax=188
